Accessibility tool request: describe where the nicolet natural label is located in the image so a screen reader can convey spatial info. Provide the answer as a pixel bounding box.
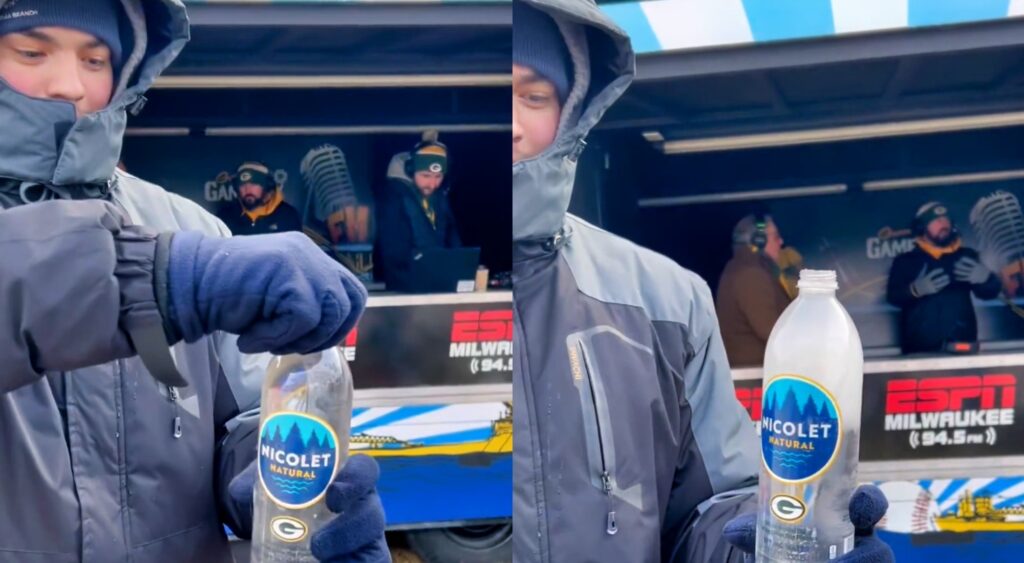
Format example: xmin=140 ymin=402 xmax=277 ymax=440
xmin=258 ymin=412 xmax=340 ymax=509
xmin=761 ymin=375 xmax=842 ymax=483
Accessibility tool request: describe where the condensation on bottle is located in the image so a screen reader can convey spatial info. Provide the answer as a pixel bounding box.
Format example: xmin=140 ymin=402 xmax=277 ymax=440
xmin=756 ymin=270 xmax=863 ymax=562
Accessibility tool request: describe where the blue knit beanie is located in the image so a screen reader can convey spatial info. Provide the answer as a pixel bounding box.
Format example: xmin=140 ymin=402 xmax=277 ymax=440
xmin=514 ymin=1 xmax=571 ymax=104
xmin=0 ymin=0 xmax=124 ymax=69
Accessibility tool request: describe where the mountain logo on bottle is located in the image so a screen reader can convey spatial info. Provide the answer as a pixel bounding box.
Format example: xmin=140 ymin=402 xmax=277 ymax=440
xmin=761 ymin=375 xmax=843 ymax=483
xmin=259 ymin=412 xmax=340 ymax=509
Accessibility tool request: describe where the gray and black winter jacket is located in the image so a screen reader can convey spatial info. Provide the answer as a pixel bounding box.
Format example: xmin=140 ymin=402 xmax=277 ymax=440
xmin=512 ymin=1 xmax=759 ymax=561
xmin=0 ymin=1 xmax=264 ymax=561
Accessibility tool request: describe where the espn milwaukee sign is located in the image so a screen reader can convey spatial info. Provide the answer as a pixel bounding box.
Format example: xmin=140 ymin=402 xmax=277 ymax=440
xmin=338 ymin=299 xmax=514 ymax=389
xmin=449 ymin=310 xmax=513 ymax=374
xmin=450 ymin=310 xmax=514 ymax=356
xmin=734 ymin=379 xmax=762 ymax=424
xmin=883 ymin=375 xmax=1015 ymax=430
xmin=862 ymin=367 xmax=1024 ymax=461
xmin=339 ymin=328 xmax=358 ymax=361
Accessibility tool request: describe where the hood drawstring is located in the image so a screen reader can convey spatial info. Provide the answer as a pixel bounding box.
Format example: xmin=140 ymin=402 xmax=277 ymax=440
xmin=566 ymin=138 xmax=587 ymax=164
xmin=13 ymin=180 xmax=113 ymax=205
xmin=542 ymin=225 xmax=573 ymax=253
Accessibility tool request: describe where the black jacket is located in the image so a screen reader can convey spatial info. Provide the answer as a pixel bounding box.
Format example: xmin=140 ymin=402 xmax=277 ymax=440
xmin=886 ymin=243 xmax=1002 ymax=354
xmin=376 ymin=174 xmax=461 ymax=292
xmin=217 ymin=200 xmax=303 ymax=236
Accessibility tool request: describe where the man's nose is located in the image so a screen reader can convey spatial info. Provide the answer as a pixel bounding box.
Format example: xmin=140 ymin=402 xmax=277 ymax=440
xmin=46 ymin=56 xmax=87 ymax=114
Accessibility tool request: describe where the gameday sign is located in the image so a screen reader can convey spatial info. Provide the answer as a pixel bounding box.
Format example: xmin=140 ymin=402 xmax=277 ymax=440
xmin=340 ymin=298 xmax=513 ymax=389
xmin=861 ymin=366 xmax=1024 ymax=461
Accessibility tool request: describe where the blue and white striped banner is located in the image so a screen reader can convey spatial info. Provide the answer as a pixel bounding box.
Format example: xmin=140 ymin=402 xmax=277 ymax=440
xmin=601 ymin=0 xmax=1024 ymax=54
xmin=181 ymin=0 xmax=505 ymax=4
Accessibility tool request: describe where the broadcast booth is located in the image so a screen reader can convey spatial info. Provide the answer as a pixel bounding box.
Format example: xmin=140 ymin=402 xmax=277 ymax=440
xmin=125 ymin=2 xmax=512 ymax=561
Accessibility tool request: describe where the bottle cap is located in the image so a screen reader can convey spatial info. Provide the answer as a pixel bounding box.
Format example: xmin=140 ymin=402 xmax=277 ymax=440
xmin=797 ymin=269 xmax=838 ymax=291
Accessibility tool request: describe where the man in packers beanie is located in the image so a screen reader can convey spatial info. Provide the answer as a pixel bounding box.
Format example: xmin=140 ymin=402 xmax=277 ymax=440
xmin=217 ymin=161 xmax=303 ymax=235
xmin=377 ymin=136 xmax=462 ymax=292
xmin=887 ymin=201 xmax=1001 ymax=354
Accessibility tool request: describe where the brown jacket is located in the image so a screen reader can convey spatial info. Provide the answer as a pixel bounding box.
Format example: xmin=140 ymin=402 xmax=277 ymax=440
xmin=716 ymin=250 xmax=793 ymax=367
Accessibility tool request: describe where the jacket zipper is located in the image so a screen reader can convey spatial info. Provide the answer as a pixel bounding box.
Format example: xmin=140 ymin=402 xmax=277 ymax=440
xmin=115 ymin=360 xmax=133 ymax=557
xmin=167 ymin=385 xmax=183 ymax=439
xmin=575 ymin=341 xmax=618 ymax=536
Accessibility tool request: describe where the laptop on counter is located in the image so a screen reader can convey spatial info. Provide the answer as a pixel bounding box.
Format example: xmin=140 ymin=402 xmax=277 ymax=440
xmin=406 ymin=247 xmax=481 ymax=294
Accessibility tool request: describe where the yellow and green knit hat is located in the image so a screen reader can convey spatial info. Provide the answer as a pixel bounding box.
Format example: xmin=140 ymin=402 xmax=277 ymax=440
xmin=413 ymin=143 xmax=448 ymax=175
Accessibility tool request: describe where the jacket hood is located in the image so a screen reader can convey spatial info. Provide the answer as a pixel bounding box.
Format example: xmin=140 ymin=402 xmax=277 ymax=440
xmin=387 ymin=152 xmax=414 ymax=186
xmin=386 ymin=151 xmax=422 ymax=201
xmin=0 ymin=0 xmax=189 ymax=193
xmin=512 ymin=0 xmax=634 ymax=241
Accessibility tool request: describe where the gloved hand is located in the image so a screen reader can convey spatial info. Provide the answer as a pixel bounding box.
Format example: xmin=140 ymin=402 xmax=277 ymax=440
xmin=166 ymin=231 xmax=367 ymax=355
xmin=910 ymin=264 xmax=950 ymax=298
xmin=954 ymin=256 xmax=992 ymax=285
xmin=228 ymin=454 xmax=390 ymax=563
xmin=723 ymin=485 xmax=894 ymax=563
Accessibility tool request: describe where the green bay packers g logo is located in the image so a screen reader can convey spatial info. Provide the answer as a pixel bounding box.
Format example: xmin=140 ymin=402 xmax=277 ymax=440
xmin=770 ymin=494 xmax=807 ymax=523
xmin=270 ymin=516 xmax=308 ymax=542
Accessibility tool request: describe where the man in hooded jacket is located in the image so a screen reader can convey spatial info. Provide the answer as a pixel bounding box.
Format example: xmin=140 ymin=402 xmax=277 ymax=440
xmin=376 ymin=141 xmax=461 ymax=292
xmin=512 ymin=2 xmax=893 ymax=562
xmin=0 ymin=1 xmax=388 ymax=561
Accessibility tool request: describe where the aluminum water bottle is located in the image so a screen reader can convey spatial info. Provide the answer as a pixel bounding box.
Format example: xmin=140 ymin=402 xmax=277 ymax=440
xmin=756 ymin=270 xmax=863 ymax=562
xmin=251 ymin=350 xmax=353 ymax=562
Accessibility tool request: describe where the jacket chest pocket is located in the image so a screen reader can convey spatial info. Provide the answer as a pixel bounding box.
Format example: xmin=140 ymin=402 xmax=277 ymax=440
xmin=121 ymin=356 xmax=213 ymax=544
xmin=566 ymin=326 xmax=660 ymax=537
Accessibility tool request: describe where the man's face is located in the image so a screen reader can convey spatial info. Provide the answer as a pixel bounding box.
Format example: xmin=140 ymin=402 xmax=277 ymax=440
xmin=764 ymin=221 xmax=784 ymax=261
xmin=238 ymin=182 xmax=267 ymax=210
xmin=513 ymin=64 xmax=561 ymax=164
xmin=414 ymin=171 xmax=444 ymax=197
xmin=0 ymin=27 xmax=114 ymax=118
xmin=926 ymin=216 xmax=954 ymax=245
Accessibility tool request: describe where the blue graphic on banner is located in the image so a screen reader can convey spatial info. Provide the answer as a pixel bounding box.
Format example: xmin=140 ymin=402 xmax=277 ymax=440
xmin=350 ymin=402 xmax=512 ymax=525
xmin=742 ymin=0 xmax=835 ymax=43
xmin=259 ymin=413 xmax=339 ymax=509
xmin=874 ymin=475 xmax=1024 ymax=560
xmin=908 ymin=0 xmax=1012 ymax=27
xmin=377 ymin=455 xmax=513 ymax=525
xmin=761 ymin=376 xmax=841 ymax=482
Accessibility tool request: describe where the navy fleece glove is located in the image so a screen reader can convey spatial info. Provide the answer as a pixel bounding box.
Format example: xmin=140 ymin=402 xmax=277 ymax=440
xmin=723 ymin=485 xmax=894 ymax=563
xmin=228 ymin=455 xmax=390 ymax=563
xmin=167 ymin=231 xmax=367 ymax=355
